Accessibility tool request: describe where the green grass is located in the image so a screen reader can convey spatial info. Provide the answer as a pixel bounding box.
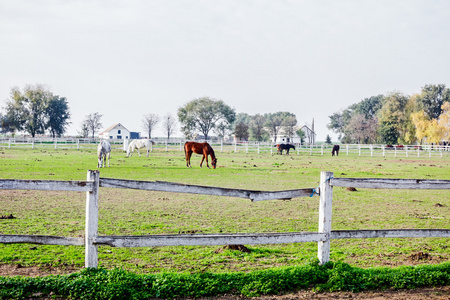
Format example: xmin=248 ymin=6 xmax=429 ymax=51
xmin=0 ymin=147 xmax=449 ymax=274
xmin=1 ymin=262 xmax=450 ymax=299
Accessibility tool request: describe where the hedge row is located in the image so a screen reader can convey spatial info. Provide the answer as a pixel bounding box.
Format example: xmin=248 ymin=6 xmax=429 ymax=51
xmin=1 ymin=261 xmax=449 ymax=299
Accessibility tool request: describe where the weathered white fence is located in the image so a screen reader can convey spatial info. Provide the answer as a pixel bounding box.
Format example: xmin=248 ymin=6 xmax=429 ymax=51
xmin=1 ymin=171 xmax=449 ymax=268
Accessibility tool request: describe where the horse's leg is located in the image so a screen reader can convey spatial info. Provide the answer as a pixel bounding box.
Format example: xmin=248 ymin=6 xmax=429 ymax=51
xmin=200 ymin=155 xmax=205 ymax=168
xmin=137 ymin=148 xmax=141 ymax=157
xmin=107 ymin=153 xmax=110 ymax=167
xmin=146 ymin=147 xmax=149 ymax=158
xmin=205 ymin=154 xmax=210 ymax=169
xmin=186 ymin=151 xmax=191 ymax=168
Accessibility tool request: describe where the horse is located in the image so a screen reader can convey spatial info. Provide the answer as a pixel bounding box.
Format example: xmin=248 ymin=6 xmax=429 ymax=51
xmin=184 ymin=141 xmax=217 ymax=169
xmin=276 ymin=144 xmax=295 ymax=155
xmin=331 ymin=144 xmax=340 ymax=156
xmin=126 ymin=139 xmax=154 ymax=157
xmin=97 ymin=140 xmax=111 ymax=168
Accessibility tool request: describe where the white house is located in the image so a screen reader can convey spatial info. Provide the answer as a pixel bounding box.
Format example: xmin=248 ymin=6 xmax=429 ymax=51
xmin=99 ymin=123 xmax=131 ymax=140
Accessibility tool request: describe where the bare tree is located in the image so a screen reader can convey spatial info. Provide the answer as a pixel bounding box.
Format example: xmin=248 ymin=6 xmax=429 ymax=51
xmin=83 ymin=113 xmax=102 ymax=138
xmin=283 ymin=116 xmax=297 ymax=140
xmin=142 ymin=113 xmax=160 ymax=138
xmin=162 ymin=113 xmax=177 ymax=139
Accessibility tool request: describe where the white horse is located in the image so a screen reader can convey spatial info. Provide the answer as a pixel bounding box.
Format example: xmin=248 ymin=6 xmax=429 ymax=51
xmin=126 ymin=139 xmax=154 ymax=157
xmin=97 ymin=140 xmax=111 ymax=168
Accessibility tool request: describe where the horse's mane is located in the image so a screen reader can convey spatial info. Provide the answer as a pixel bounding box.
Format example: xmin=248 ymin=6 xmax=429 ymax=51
xmin=206 ymin=143 xmax=216 ymax=158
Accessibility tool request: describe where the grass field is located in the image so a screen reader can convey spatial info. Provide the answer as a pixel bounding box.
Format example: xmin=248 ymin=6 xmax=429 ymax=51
xmin=0 ymin=147 xmax=449 ymax=274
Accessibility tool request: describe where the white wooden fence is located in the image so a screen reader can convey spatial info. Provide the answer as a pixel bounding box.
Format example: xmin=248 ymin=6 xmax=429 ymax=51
xmin=1 ymin=171 xmax=449 ymax=268
xmin=2 ymin=137 xmax=449 ymax=158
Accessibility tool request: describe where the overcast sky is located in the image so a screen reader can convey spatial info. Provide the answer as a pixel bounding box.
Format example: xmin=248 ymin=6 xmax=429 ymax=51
xmin=1 ymin=0 xmax=449 ymax=141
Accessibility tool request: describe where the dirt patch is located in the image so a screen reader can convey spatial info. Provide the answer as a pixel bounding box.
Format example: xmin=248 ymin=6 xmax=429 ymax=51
xmin=346 ymin=187 xmax=357 ymax=192
xmin=215 ymin=244 xmax=251 ymax=253
xmin=0 ymin=263 xmax=80 ymax=277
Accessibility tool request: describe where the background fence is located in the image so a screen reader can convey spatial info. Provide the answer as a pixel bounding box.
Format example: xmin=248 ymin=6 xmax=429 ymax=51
xmin=1 ymin=137 xmax=449 ymax=157
xmin=1 ymin=170 xmax=449 ymax=268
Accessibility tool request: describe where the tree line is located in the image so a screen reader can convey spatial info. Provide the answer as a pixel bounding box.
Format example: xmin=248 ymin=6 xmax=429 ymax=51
xmin=328 ymin=84 xmax=450 ymax=145
xmin=1 ymin=86 xmax=305 ymax=141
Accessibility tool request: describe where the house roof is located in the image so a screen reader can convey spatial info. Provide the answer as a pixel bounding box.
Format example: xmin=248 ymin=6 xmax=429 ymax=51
xmin=99 ymin=123 xmax=130 ymax=135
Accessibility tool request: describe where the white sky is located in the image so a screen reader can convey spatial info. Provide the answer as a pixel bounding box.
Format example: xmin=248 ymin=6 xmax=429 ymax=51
xmin=1 ymin=0 xmax=449 ymax=141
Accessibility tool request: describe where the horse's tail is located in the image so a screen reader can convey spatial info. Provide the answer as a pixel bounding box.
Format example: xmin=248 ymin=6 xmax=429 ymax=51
xmin=184 ymin=142 xmax=188 ymax=155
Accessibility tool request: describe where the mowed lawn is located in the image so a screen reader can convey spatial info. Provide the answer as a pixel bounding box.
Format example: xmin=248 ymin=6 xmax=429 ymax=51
xmin=0 ymin=147 xmax=449 ymax=274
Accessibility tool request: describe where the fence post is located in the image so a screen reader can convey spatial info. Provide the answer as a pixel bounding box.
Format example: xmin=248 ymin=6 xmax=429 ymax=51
xmin=382 ymin=145 xmax=385 ymax=157
xmin=77 ymin=139 xmax=80 ymax=150
xmin=370 ymin=144 xmax=373 ymax=157
xmin=85 ymin=170 xmax=100 ymax=268
xmin=318 ymin=171 xmax=333 ymax=265
xmin=54 ymin=138 xmax=57 ymax=150
xmin=221 ymin=140 xmax=223 ymax=153
xmin=405 ymin=145 xmax=408 ymax=157
xmin=346 ymin=144 xmax=349 ymax=156
xmin=32 ymin=139 xmax=35 ymax=150
xmin=234 ymin=141 xmax=237 ymax=153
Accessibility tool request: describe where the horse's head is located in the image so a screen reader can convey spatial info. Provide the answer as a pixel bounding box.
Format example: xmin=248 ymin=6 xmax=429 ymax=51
xmin=212 ymin=158 xmax=217 ymax=169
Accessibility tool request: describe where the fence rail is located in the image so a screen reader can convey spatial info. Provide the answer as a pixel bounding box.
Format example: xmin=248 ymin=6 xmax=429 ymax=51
xmin=1 ymin=137 xmax=449 ymax=157
xmin=1 ymin=171 xmax=449 ymax=268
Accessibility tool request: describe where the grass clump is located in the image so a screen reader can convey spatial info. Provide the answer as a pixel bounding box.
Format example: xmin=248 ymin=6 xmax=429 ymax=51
xmin=1 ymin=261 xmax=449 ymax=299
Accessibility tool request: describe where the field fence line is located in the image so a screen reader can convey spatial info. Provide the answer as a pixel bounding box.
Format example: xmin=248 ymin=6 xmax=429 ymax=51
xmin=1 ymin=170 xmax=449 ymax=268
xmin=1 ymin=137 xmax=449 ymax=158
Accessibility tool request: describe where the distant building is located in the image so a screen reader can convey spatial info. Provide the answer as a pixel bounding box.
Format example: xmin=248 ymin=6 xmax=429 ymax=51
xmin=99 ymin=123 xmax=131 ymax=140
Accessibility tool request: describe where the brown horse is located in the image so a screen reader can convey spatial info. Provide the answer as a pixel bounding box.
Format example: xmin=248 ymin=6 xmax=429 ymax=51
xmin=184 ymin=142 xmax=217 ymax=169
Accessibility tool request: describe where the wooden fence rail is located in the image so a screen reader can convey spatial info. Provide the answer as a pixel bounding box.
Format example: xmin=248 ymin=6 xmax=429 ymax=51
xmin=1 ymin=171 xmax=449 ymax=268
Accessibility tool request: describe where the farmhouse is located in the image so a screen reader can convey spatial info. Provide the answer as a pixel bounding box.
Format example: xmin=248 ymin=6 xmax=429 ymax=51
xmin=99 ymin=123 xmax=140 ymax=140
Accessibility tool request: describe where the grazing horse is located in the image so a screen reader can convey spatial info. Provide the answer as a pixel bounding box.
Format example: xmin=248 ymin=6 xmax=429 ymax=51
xmin=276 ymin=144 xmax=296 ymax=155
xmin=184 ymin=142 xmax=217 ymax=169
xmin=332 ymin=144 xmax=340 ymax=156
xmin=126 ymin=139 xmax=154 ymax=157
xmin=97 ymin=140 xmax=111 ymax=168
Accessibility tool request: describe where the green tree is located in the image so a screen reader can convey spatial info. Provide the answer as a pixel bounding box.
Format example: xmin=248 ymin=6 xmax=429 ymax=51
xmin=378 ymin=92 xmax=409 ymax=144
xmin=249 ymin=114 xmax=267 ymax=141
xmin=325 ymin=134 xmax=332 ymax=144
xmin=46 ymin=95 xmax=71 ymax=137
xmin=178 ymin=97 xmax=236 ymax=140
xmin=3 ymin=84 xmax=70 ymax=137
xmin=416 ymin=84 xmax=450 ymax=120
xmin=234 ymin=122 xmax=249 ymax=141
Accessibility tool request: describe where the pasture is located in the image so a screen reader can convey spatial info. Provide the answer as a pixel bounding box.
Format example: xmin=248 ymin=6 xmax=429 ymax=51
xmin=0 ymin=147 xmax=449 ymax=275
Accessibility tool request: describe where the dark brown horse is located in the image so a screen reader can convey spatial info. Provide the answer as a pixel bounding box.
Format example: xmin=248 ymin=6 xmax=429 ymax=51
xmin=184 ymin=142 xmax=217 ymax=169
xmin=275 ymin=144 xmax=295 ymax=155
xmin=332 ymin=144 xmax=340 ymax=156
